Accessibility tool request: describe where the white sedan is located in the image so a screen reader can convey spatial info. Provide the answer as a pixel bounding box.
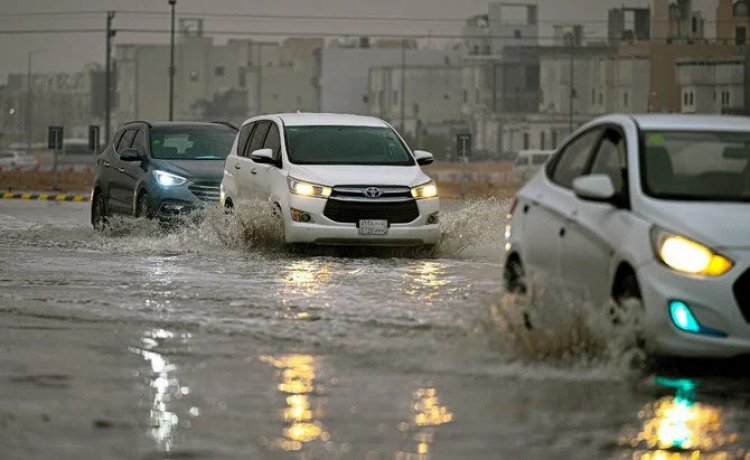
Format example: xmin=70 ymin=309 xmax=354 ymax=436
xmin=0 ymin=151 xmax=37 ymax=169
xmin=220 ymin=113 xmax=440 ymax=246
xmin=505 ymin=114 xmax=750 ymax=357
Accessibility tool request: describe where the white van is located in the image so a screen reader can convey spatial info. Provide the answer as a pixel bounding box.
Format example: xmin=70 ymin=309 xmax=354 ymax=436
xmin=513 ymin=150 xmax=554 ymax=181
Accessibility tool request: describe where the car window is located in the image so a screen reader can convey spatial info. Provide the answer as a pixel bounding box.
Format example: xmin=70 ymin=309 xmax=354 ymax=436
xmin=245 ymin=121 xmax=271 ymax=157
xmin=263 ymin=123 xmax=282 ymax=163
xmin=590 ymin=129 xmax=626 ymax=193
xmin=237 ymin=122 xmax=254 ymax=157
xmin=131 ymin=130 xmax=147 ymax=154
xmin=150 ymin=126 xmax=235 ymax=160
xmin=550 ymin=128 xmax=602 ymax=188
xmin=117 ymin=130 xmax=136 ymax=153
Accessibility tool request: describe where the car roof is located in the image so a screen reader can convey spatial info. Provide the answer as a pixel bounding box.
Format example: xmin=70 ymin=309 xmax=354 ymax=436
xmin=272 ymin=113 xmax=390 ymax=128
xmin=629 ymin=114 xmax=750 ymax=132
xmin=122 ymin=121 xmax=236 ymax=130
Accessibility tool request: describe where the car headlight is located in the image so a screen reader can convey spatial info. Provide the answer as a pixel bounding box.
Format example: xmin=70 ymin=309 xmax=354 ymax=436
xmin=288 ymin=177 xmax=332 ymax=198
xmin=411 ymin=180 xmax=438 ymax=199
xmin=651 ymin=227 xmax=733 ymax=277
xmin=154 ymin=170 xmax=188 ymax=187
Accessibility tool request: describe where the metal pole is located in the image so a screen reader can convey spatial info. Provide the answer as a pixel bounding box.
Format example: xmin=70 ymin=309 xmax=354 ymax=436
xmin=105 ymin=11 xmax=115 ymax=147
xmin=568 ymin=42 xmax=574 ymax=134
xmin=168 ymin=0 xmax=176 ymax=121
xmin=400 ymin=39 xmax=406 ymax=133
xmin=26 ymin=51 xmax=32 ymax=156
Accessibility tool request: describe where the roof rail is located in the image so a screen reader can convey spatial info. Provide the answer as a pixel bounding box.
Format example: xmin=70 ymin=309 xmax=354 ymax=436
xmin=211 ymin=121 xmax=238 ymax=131
xmin=123 ymin=120 xmax=153 ymax=128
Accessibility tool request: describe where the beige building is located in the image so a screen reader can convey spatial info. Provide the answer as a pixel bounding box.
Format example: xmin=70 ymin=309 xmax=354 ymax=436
xmin=717 ymin=0 xmax=750 ymax=44
xmin=676 ymin=57 xmax=744 ymax=113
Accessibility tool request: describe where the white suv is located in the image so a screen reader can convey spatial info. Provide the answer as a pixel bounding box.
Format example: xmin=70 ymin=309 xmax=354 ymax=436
xmin=505 ymin=114 xmax=750 ymax=357
xmin=220 ymin=113 xmax=440 ymax=246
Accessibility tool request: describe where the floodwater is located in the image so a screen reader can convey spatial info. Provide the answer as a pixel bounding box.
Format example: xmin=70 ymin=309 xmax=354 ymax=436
xmin=0 ymin=199 xmax=749 ymax=459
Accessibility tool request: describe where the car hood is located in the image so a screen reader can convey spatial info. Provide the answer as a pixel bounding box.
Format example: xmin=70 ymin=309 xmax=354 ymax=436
xmin=288 ymin=164 xmax=431 ymax=188
xmin=151 ymin=159 xmax=225 ymax=183
xmin=642 ymin=200 xmax=750 ymax=250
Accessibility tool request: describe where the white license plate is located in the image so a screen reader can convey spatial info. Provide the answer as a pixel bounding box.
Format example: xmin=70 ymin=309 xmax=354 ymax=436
xmin=358 ymin=219 xmax=388 ymax=235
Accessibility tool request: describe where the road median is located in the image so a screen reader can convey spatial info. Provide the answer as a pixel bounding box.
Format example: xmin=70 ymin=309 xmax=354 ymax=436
xmin=1 ymin=191 xmax=90 ymax=202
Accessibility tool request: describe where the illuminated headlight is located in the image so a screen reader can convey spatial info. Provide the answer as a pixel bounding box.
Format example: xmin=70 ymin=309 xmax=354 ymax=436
xmin=288 ymin=177 xmax=332 ymax=198
xmin=411 ymin=180 xmax=438 ymax=199
xmin=652 ymin=227 xmax=733 ymax=277
xmin=154 ymin=170 xmax=187 ymax=187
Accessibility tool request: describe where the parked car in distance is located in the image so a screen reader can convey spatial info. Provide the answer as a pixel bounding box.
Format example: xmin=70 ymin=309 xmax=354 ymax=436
xmin=221 ymin=113 xmax=440 ymax=247
xmin=505 ymin=114 xmax=750 ymax=358
xmin=91 ymin=121 xmax=237 ymax=227
xmin=513 ymin=149 xmax=554 ymax=182
xmin=0 ymin=150 xmax=38 ymax=169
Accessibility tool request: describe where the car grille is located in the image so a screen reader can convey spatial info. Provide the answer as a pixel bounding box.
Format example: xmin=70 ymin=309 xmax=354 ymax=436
xmin=323 ymin=185 xmax=419 ymax=224
xmin=188 ymin=182 xmax=221 ymax=202
xmin=734 ymin=269 xmax=750 ymax=323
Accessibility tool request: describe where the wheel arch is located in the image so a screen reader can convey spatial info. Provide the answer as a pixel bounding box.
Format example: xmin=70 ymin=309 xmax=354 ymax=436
xmin=611 ymin=261 xmax=639 ymax=299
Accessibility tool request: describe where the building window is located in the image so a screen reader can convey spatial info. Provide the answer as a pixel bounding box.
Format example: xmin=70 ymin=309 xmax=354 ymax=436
xmin=463 ymin=89 xmax=468 ymax=104
xmin=523 ymin=132 xmax=529 ymax=149
xmin=623 ymin=92 xmax=629 ymax=108
xmin=238 ymin=68 xmax=246 ymax=88
xmin=214 ymin=66 xmax=225 ymax=77
xmin=552 ymin=131 xmax=558 ymax=149
xmin=540 ymin=131 xmax=546 ymax=150
xmin=734 ymin=1 xmax=750 ymax=17
xmin=689 ymin=92 xmax=694 ymax=106
xmin=737 ymin=26 xmax=747 ymax=45
xmin=684 ymin=91 xmax=688 ymax=106
xmin=514 ymin=30 xmax=522 ymax=39
xmin=393 ymin=90 xmax=398 ymax=105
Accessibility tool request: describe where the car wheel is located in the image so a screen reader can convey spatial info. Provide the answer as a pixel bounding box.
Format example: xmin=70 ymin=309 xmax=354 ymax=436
xmin=611 ymin=273 xmax=643 ymax=326
xmin=91 ymin=193 xmax=107 ymax=230
xmin=136 ymin=192 xmax=154 ymax=219
xmin=503 ymin=256 xmax=527 ymax=294
xmin=224 ymin=198 xmax=234 ymax=215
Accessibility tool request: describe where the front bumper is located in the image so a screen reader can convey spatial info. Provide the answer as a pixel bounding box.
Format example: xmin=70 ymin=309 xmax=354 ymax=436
xmin=147 ymin=182 xmax=221 ymax=219
xmin=284 ymin=195 xmax=440 ymax=246
xmin=639 ymin=253 xmax=750 ymax=357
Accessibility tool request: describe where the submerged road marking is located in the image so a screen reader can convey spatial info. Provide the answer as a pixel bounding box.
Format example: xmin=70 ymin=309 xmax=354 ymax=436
xmin=1 ymin=192 xmax=90 ymax=202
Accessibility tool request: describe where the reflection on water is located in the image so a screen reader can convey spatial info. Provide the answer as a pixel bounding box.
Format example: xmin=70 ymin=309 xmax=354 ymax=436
xmin=399 ymin=261 xmax=454 ymax=305
xmin=627 ymin=377 xmax=743 ymax=458
xmin=130 ymin=328 xmax=186 ymax=452
xmin=279 ymin=261 xmax=333 ymax=299
xmin=397 ymin=387 xmax=454 ymax=460
xmin=261 ymin=354 xmax=329 ymax=452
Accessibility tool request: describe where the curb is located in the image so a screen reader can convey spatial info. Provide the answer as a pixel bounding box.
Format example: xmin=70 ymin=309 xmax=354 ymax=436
xmin=1 ymin=192 xmax=90 ymax=202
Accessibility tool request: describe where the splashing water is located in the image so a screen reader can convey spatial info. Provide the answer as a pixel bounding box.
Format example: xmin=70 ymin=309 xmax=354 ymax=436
xmin=437 ymin=198 xmax=507 ymax=260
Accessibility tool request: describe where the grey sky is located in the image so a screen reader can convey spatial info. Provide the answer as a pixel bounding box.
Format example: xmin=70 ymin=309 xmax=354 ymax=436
xmin=1 ymin=0 xmax=721 ymax=80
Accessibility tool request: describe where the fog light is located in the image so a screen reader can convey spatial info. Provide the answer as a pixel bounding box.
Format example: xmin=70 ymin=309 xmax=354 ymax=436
xmin=426 ymin=212 xmax=439 ymax=225
xmin=290 ymin=208 xmax=312 ymax=223
xmin=668 ymin=300 xmax=727 ymax=338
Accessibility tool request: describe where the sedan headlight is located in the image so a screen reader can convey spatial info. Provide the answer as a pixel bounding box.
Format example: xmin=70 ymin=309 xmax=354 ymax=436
xmin=651 ymin=227 xmax=733 ymax=277
xmin=154 ymin=170 xmax=188 ymax=187
xmin=411 ymin=180 xmax=438 ymax=199
xmin=288 ymin=177 xmax=332 ymax=198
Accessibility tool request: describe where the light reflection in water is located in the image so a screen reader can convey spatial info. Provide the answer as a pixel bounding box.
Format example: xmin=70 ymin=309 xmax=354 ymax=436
xmin=397 ymin=387 xmax=454 ymax=460
xmin=627 ymin=377 xmax=742 ymax=458
xmin=280 ymin=261 xmax=333 ymax=299
xmin=130 ymin=328 xmax=184 ymax=451
xmin=400 ymin=262 xmax=452 ymax=304
xmin=261 ymin=354 xmax=328 ymax=452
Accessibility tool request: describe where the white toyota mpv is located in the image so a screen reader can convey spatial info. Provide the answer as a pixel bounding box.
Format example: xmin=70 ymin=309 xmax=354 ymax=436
xmin=220 ymin=113 xmax=440 ymax=247
xmin=505 ymin=114 xmax=750 ymax=357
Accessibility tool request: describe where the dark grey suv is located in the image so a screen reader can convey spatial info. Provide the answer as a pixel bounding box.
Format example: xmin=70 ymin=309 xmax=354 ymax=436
xmin=91 ymin=121 xmax=237 ymax=227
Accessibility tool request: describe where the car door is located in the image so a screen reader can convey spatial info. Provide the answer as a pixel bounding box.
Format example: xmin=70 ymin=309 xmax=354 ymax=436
xmin=108 ymin=129 xmax=136 ymax=213
xmin=251 ymin=121 xmax=284 ymax=200
xmin=559 ymin=126 xmax=629 ymax=305
xmin=226 ymin=122 xmax=255 ymax=200
xmin=119 ymin=129 xmax=149 ymax=214
xmin=241 ymin=120 xmax=271 ymax=199
xmin=520 ymin=128 xmax=602 ymax=282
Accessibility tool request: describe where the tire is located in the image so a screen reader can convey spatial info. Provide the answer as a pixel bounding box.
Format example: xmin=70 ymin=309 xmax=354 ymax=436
xmin=503 ymin=256 xmax=527 ymax=294
xmin=91 ymin=193 xmax=107 ymax=230
xmin=136 ymin=192 xmax=153 ymax=219
xmin=611 ymin=273 xmax=643 ymax=326
xmin=224 ymin=199 xmax=234 ymax=215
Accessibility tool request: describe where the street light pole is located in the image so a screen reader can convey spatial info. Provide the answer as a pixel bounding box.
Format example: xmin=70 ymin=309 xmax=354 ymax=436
xmin=104 ymin=11 xmax=115 ymax=147
xmin=26 ymin=50 xmax=45 ymax=155
xmin=168 ymin=0 xmax=176 ymax=121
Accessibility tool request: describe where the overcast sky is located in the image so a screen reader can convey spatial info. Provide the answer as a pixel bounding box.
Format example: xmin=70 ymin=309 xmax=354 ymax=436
xmin=2 ymin=0 xmax=721 ymax=80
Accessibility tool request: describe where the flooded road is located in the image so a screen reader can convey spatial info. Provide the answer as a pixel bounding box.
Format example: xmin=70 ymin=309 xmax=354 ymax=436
xmin=0 ymin=200 xmax=749 ymax=459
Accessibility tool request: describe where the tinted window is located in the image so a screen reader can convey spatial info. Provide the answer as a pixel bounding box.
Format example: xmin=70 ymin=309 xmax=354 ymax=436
xmin=117 ymin=130 xmax=136 ymax=152
xmin=237 ymin=122 xmax=255 ymax=157
xmin=642 ymin=130 xmax=750 ymax=201
xmin=550 ymin=129 xmax=601 ymax=188
xmin=149 ymin=126 xmax=235 ymax=160
xmin=130 ymin=130 xmax=147 ymax=154
xmin=590 ymin=129 xmax=626 ymax=193
xmin=285 ymin=126 xmax=415 ymax=166
xmin=245 ymin=121 xmax=271 ymax=156
xmin=263 ymin=124 xmax=282 ymax=163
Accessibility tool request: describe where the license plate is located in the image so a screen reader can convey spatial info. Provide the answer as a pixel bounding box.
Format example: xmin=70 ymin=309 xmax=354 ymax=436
xmin=358 ymin=219 xmax=388 ymax=235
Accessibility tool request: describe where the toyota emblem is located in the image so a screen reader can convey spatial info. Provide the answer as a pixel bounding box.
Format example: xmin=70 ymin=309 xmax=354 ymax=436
xmin=364 ymin=187 xmax=383 ymax=198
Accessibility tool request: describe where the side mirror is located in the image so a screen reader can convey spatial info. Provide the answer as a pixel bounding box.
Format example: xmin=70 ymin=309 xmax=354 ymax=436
xmin=119 ymin=148 xmax=144 ymax=162
xmin=573 ymin=174 xmax=616 ymax=203
xmin=413 ymin=150 xmax=434 ymax=166
xmin=250 ymin=148 xmax=274 ymax=164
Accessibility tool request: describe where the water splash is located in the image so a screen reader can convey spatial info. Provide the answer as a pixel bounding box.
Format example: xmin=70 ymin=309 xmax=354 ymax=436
xmin=437 ymin=198 xmax=506 ymax=260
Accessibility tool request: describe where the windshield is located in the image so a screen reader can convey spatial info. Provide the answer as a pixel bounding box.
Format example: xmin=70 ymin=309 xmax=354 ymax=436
xmin=150 ymin=127 xmax=235 ymax=160
xmin=284 ymin=126 xmax=415 ymax=166
xmin=642 ymin=130 xmax=750 ymax=201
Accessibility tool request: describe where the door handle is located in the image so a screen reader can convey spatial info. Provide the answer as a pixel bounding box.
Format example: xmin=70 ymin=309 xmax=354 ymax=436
xmin=250 ymin=168 xmax=258 ymax=175
xmin=234 ymin=163 xmax=241 ymax=170
xmin=559 ymin=227 xmax=566 ymax=238
xmin=118 ymin=167 xmax=125 ymax=173
xmin=103 ymin=161 xmax=111 ymax=168
xmin=522 ymin=204 xmax=530 ymax=214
